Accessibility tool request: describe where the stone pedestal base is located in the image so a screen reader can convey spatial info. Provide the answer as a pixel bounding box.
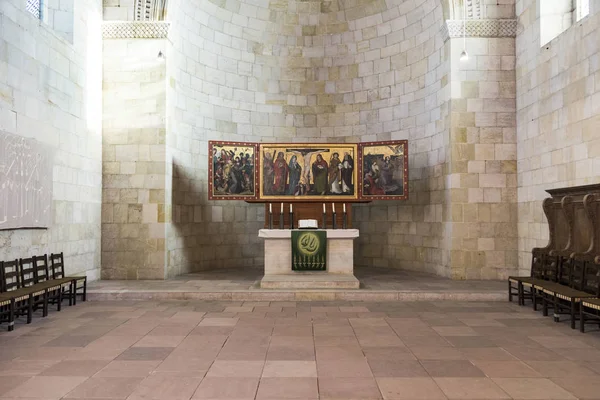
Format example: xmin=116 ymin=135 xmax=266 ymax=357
xmin=258 ymin=229 xmax=360 ymax=290
xmin=260 ymin=273 xmax=360 ymax=289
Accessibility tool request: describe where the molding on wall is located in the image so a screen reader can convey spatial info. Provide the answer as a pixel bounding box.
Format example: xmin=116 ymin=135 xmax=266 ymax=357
xmin=441 ymin=19 xmax=517 ymax=41
xmin=102 ymin=21 xmax=170 ymax=39
xmin=134 ymin=0 xmax=168 ymax=21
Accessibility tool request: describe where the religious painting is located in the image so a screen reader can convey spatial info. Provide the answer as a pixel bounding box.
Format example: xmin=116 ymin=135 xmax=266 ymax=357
xmin=208 ymin=141 xmax=258 ymax=200
xmin=358 ymin=140 xmax=408 ymax=200
xmin=259 ymin=143 xmax=359 ymax=201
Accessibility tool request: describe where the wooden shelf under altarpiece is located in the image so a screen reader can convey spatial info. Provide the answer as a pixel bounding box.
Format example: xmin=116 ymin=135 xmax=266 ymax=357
xmin=247 ymin=201 xmax=364 ymax=229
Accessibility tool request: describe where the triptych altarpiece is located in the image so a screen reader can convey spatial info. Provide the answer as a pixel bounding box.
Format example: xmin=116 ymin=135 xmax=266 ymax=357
xmin=208 ymin=140 xmax=408 ymax=202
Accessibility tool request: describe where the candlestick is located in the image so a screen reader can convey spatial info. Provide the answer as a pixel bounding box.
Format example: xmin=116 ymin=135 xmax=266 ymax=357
xmin=279 ymin=210 xmax=284 ymax=229
xmin=289 ymin=211 xmax=294 ymax=229
xmin=280 ymin=202 xmax=283 ymax=214
xmin=268 ymin=212 xmax=273 ymax=229
xmin=332 ymin=203 xmax=335 ymax=213
xmin=323 ymin=203 xmax=326 ymax=213
xmin=322 ymin=213 xmax=327 ymax=229
xmin=290 ymin=203 xmax=293 ymax=213
xmin=343 ymin=203 xmax=346 ymax=213
xmin=343 ymin=212 xmax=347 ymax=229
xmin=269 ymin=203 xmax=272 ymax=214
xmin=332 ymin=212 xmax=337 ymax=229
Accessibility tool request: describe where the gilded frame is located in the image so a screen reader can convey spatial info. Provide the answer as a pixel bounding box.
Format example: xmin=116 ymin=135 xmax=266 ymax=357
xmin=258 ymin=143 xmax=359 ymax=201
xmin=208 ymin=140 xmax=259 ymax=200
xmin=358 ymin=140 xmax=409 ymax=200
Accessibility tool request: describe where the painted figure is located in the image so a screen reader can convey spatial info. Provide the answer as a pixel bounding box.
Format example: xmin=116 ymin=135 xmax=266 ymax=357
xmin=272 ymin=152 xmax=289 ymax=195
xmin=312 ymin=154 xmax=329 ymax=195
xmin=328 ymin=153 xmax=342 ymax=194
xmin=263 ymin=150 xmax=275 ymax=195
xmin=287 ymin=155 xmax=302 ymax=195
xmin=341 ymin=152 xmax=354 ymax=193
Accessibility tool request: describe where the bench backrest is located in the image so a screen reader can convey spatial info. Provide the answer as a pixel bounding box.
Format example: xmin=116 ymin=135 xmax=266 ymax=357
xmin=19 ymin=257 xmax=36 ymax=288
xmin=1 ymin=260 xmax=21 ymax=292
xmin=542 ymin=255 xmax=559 ymax=282
xmin=531 ymin=252 xmax=545 ymax=279
xmin=582 ymin=262 xmax=600 ymax=296
xmin=49 ymin=253 xmax=65 ymax=280
xmin=33 ymin=255 xmax=50 ymax=283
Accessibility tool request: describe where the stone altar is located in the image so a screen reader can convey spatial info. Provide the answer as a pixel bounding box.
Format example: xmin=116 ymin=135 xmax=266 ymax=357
xmin=258 ymin=229 xmax=360 ymax=289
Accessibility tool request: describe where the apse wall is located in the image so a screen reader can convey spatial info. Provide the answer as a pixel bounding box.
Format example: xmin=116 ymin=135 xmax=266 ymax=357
xmin=165 ymin=0 xmax=449 ymax=273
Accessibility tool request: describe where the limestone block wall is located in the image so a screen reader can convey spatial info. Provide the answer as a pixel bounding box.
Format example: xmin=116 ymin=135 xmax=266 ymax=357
xmin=0 ymin=0 xmax=103 ymax=279
xmin=516 ymin=1 xmax=600 ymax=274
xmin=447 ymin=36 xmax=517 ymax=279
xmin=165 ymin=0 xmax=450 ymax=273
xmin=103 ymin=0 xmax=135 ymax=21
xmin=102 ymin=39 xmax=168 ymax=279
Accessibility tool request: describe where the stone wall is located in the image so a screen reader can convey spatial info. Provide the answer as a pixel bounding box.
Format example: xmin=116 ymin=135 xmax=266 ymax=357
xmin=516 ymin=1 xmax=600 ymax=274
xmin=102 ymin=39 xmax=168 ymax=279
xmin=446 ymin=35 xmax=517 ymax=279
xmin=0 ymin=0 xmax=103 ymax=279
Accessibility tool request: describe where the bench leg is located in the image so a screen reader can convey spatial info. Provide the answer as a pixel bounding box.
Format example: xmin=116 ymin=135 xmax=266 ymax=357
xmin=508 ymin=281 xmax=512 ymax=302
xmin=553 ymin=296 xmax=559 ymax=323
xmin=82 ymin=279 xmax=87 ymax=302
xmin=542 ymin=294 xmax=548 ymax=316
xmin=42 ymin=291 xmax=48 ymax=318
xmin=68 ymin=283 xmax=73 ymax=306
xmin=8 ymin=301 xmax=14 ymax=332
xmin=27 ymin=297 xmax=33 ymax=324
xmin=580 ymin=305 xmax=585 ymax=333
xmin=571 ymin=301 xmax=576 ymax=330
xmin=532 ymin=288 xmax=538 ymax=311
xmin=73 ymin=281 xmax=77 ymax=306
xmin=57 ymin=289 xmax=62 ymax=312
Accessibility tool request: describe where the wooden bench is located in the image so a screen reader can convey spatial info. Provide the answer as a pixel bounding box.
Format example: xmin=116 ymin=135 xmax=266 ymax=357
xmin=50 ymin=252 xmax=87 ymax=304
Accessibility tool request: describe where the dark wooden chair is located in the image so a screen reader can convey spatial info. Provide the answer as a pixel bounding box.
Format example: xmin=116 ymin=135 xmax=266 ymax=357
xmin=19 ymin=257 xmax=52 ymax=318
xmin=0 ymin=262 xmax=16 ymax=332
xmin=508 ymin=250 xmax=546 ymax=305
xmin=1 ymin=260 xmax=34 ymax=325
xmin=50 ymin=253 xmax=87 ymax=304
xmin=33 ymin=255 xmax=63 ymax=312
xmin=579 ymin=264 xmax=600 ymax=332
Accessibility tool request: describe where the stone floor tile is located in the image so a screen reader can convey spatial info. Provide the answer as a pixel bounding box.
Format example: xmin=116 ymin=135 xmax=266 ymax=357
xmin=39 ymin=360 xmax=109 ymax=376
xmin=0 ymin=376 xmax=31 ymax=396
xmin=95 ymin=360 xmax=161 ymax=377
xmin=503 ymin=346 xmax=565 ymax=361
xmin=400 ymin=335 xmax=451 ymax=347
xmin=192 ymin=377 xmax=258 ymax=399
xmin=206 ymin=361 xmax=265 ymax=377
xmin=132 ymin=335 xmax=186 ymax=347
xmin=266 ymin=345 xmax=316 ymax=361
xmin=376 ymin=377 xmax=447 ymax=399
xmin=410 ymin=346 xmax=466 ymax=360
xmin=551 ymin=375 xmax=600 ymax=399
xmin=315 ymin=335 xmax=360 ymax=346
xmin=316 ymin=345 xmax=365 ymax=360
xmin=357 ymin=335 xmax=405 ymax=347
xmin=261 ymin=361 xmax=317 ymax=377
xmin=460 ymin=347 xmax=517 ymax=361
xmin=444 ymin=335 xmax=497 ymax=348
xmin=420 ymin=360 xmax=486 ymax=377
xmin=43 ymin=335 xmax=100 ymax=348
xmin=434 ymin=377 xmax=510 ymax=399
xmin=432 ymin=326 xmax=478 ymax=336
xmin=317 ymin=358 xmax=373 ymax=377
xmin=127 ymin=373 xmax=202 ymax=400
xmin=362 ymin=346 xmax=416 ymax=361
xmin=64 ymin=377 xmax=143 ymax=399
xmin=3 ymin=376 xmax=87 ymax=398
xmin=319 ymin=377 xmax=382 ymax=399
xmin=367 ymin=359 xmax=429 ymax=377
xmin=255 ymin=377 xmax=318 ymax=399
xmin=552 ymin=347 xmax=600 ymax=361
xmin=115 ymin=347 xmax=173 ymax=361
xmin=493 ymin=377 xmax=577 ymax=399
xmin=529 ymin=335 xmax=592 ymax=349
xmin=471 ymin=360 xmax=542 ymax=378
xmin=197 ymin=318 xmax=238 ymax=326
xmin=525 ymin=360 xmax=597 ymax=377
xmin=0 ymin=360 xmax=59 ymax=377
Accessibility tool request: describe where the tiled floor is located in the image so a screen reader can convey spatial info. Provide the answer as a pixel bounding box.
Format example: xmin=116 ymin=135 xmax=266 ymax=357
xmin=1 ymin=300 xmax=600 ymax=399
xmin=88 ymin=267 xmax=507 ymax=301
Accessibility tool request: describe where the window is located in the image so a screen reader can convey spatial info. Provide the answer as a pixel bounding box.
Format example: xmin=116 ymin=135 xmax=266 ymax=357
xmin=575 ymin=0 xmax=590 ymax=21
xmin=25 ymin=0 xmax=42 ymax=20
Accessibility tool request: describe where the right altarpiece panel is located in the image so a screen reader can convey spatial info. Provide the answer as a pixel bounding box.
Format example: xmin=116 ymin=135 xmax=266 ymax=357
xmin=358 ymin=140 xmax=409 ymax=200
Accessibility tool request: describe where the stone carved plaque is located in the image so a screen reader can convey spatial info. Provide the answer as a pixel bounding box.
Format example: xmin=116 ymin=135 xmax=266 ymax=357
xmin=0 ymin=132 xmax=53 ymax=230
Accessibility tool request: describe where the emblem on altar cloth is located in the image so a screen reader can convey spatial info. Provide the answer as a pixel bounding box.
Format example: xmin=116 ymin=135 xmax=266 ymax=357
xmin=292 ymin=230 xmax=327 ymax=271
